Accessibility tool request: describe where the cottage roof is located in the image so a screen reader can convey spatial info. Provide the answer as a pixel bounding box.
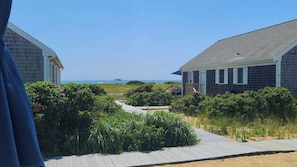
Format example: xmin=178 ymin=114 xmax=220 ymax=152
xmin=7 ymin=22 xmax=64 ymax=69
xmin=181 ymin=19 xmax=297 ymax=71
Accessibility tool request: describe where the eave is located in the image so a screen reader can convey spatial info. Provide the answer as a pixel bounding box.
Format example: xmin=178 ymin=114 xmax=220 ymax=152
xmin=180 ymin=57 xmax=274 ymax=72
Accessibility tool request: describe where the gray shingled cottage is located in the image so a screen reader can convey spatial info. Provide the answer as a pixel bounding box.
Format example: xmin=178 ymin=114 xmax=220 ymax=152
xmin=3 ymin=22 xmax=63 ymax=84
xmin=180 ymin=19 xmax=297 ymax=97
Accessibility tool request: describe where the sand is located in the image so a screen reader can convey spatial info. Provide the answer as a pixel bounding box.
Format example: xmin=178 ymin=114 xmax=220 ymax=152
xmin=153 ymin=151 xmax=297 ymax=167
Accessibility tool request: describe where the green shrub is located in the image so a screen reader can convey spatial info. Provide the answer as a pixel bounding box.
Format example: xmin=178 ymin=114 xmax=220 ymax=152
xmin=125 ymin=84 xmax=173 ymax=106
xmin=126 ymin=89 xmax=173 ymax=106
xmin=82 ymin=83 xmax=107 ymax=96
xmin=94 ymin=96 xmax=122 ymax=114
xmin=25 ymin=82 xmax=121 ymax=156
xmin=87 ymin=111 xmax=198 ymax=154
xmin=170 ymin=93 xmax=207 ymax=116
xmin=145 ymin=111 xmax=198 ymax=147
xmin=25 ymin=82 xmax=66 ymax=155
xmin=27 ymin=82 xmax=198 ymax=156
xmin=170 ymin=87 xmax=297 ymax=127
xmin=207 ymin=91 xmax=261 ymax=123
xmin=62 ymin=83 xmax=96 ymax=112
xmin=126 ymin=80 xmax=145 ymax=85
xmin=125 ymin=84 xmax=153 ymax=97
xmin=258 ymin=87 xmax=296 ymax=122
xmin=164 ymin=81 xmax=180 ymax=85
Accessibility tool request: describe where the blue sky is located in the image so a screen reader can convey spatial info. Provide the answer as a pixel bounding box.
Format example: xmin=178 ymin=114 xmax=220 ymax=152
xmin=8 ymin=0 xmax=297 ymax=81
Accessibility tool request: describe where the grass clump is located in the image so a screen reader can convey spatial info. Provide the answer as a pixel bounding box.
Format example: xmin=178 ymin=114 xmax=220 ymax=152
xmin=87 ymin=111 xmax=199 ymax=154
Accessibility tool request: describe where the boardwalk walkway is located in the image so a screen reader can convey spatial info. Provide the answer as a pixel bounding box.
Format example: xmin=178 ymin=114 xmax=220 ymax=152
xmin=45 ymin=102 xmax=297 ymax=167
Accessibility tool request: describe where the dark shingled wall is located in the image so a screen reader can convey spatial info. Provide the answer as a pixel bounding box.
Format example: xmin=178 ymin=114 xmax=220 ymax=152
xmin=206 ymin=65 xmax=276 ymax=96
xmin=281 ymin=46 xmax=297 ymax=97
xmin=3 ymin=28 xmax=44 ymax=83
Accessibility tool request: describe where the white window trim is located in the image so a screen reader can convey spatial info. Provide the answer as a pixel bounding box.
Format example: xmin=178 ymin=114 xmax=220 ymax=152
xmin=215 ymin=69 xmax=228 ymax=84
xmin=233 ymin=67 xmax=248 ymax=85
xmin=188 ymin=71 xmax=193 ymax=84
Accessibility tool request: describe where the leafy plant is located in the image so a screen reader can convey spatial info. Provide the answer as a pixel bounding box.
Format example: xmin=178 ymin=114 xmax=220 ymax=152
xmin=125 ymin=85 xmax=173 ymax=106
xmin=170 ymin=93 xmax=207 ymax=116
xmin=87 ymin=111 xmax=198 ymax=154
xmin=25 ymin=82 xmax=122 ymax=156
xmin=258 ymin=86 xmax=296 ymax=122
xmin=170 ymin=86 xmax=297 ymax=140
xmin=126 ymin=80 xmax=145 ymax=85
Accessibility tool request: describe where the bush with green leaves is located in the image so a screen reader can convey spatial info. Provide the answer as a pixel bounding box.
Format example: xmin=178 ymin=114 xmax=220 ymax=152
xmin=207 ymin=91 xmax=260 ymax=123
xmin=170 ymin=86 xmax=297 ymax=124
xmin=126 ymin=89 xmax=173 ymax=106
xmin=145 ymin=111 xmax=198 ymax=147
xmin=125 ymin=84 xmax=153 ymax=97
xmin=207 ymin=87 xmax=297 ymax=123
xmin=125 ymin=84 xmax=173 ymax=106
xmin=25 ymin=82 xmax=121 ymax=156
xmin=87 ymin=111 xmax=198 ymax=154
xmin=170 ymin=93 xmax=207 ymax=116
xmin=82 ymin=83 xmax=107 ymax=96
xmin=94 ymin=95 xmax=122 ymax=114
xmin=258 ymin=86 xmax=296 ymax=122
xmin=26 ymin=82 xmax=197 ymax=156
xmin=126 ymin=80 xmax=145 ymax=85
xmin=26 ymin=82 xmax=64 ymax=155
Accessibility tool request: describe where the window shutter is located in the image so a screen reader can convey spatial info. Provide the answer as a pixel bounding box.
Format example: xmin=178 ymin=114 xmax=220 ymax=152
xmin=224 ymin=69 xmax=228 ymax=84
xmin=243 ymin=67 xmax=248 ymax=84
xmin=215 ymin=69 xmax=219 ymax=84
xmin=233 ymin=68 xmax=237 ymax=84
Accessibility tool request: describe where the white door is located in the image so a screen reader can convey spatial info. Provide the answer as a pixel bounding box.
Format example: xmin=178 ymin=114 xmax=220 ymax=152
xmin=199 ymin=71 xmax=206 ymax=94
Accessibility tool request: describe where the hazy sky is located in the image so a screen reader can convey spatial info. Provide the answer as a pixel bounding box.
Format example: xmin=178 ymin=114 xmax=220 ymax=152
xmin=8 ymin=0 xmax=297 ymax=80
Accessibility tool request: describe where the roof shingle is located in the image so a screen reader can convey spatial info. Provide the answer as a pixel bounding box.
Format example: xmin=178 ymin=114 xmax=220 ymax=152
xmin=181 ymin=19 xmax=297 ymax=70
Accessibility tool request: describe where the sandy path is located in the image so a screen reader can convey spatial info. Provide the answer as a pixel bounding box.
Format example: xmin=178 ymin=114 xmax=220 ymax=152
xmin=152 ymin=151 xmax=297 ymax=167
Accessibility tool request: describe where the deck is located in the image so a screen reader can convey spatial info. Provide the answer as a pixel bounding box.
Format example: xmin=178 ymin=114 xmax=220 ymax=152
xmin=45 ymin=102 xmax=297 ymax=167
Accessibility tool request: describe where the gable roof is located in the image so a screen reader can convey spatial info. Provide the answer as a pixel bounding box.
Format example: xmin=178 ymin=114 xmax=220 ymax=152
xmin=7 ymin=22 xmax=64 ymax=69
xmin=181 ymin=19 xmax=297 ymax=71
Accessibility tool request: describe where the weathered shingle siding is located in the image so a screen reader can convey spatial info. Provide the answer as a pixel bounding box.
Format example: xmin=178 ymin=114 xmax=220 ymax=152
xmin=206 ymin=70 xmax=216 ymax=96
xmin=206 ymin=65 xmax=276 ymax=96
xmin=281 ymin=47 xmax=297 ymax=97
xmin=182 ymin=71 xmax=188 ymax=95
xmin=3 ymin=28 xmax=44 ymax=83
xmin=206 ymin=69 xmax=236 ymax=96
xmin=248 ymin=65 xmax=276 ymax=90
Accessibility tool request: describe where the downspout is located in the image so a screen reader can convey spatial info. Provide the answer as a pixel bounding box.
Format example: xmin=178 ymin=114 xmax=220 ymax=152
xmin=181 ymin=71 xmax=184 ymax=96
xmin=43 ymin=51 xmax=49 ymax=81
xmin=274 ymin=57 xmax=282 ymax=87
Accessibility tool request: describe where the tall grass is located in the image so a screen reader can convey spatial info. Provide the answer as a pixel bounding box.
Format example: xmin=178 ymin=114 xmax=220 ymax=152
xmin=100 ymin=83 xmax=180 ymax=100
xmin=87 ymin=111 xmax=198 ymax=154
xmin=180 ymin=113 xmax=297 ymax=141
xmin=146 ymin=112 xmax=199 ymax=147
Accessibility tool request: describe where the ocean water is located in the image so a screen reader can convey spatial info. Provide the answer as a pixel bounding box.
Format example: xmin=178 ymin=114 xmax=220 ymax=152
xmin=61 ymin=80 xmax=181 ymax=85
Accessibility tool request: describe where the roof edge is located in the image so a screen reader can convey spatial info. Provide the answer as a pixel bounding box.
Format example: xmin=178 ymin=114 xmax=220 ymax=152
xmin=181 ymin=58 xmax=274 ymax=71
xmin=7 ymin=22 xmax=63 ymax=68
xmin=219 ymin=19 xmax=297 ymax=42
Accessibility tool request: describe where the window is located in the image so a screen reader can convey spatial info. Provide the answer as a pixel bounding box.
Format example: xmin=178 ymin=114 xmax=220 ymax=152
xmin=215 ymin=69 xmax=228 ymax=84
xmin=233 ymin=67 xmax=248 ymax=84
xmin=219 ymin=69 xmax=224 ymax=83
xmin=188 ymin=71 xmax=193 ymax=83
xmin=237 ymin=68 xmax=243 ymax=84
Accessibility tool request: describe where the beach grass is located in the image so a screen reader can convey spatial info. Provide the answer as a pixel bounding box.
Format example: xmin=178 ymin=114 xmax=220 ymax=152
xmin=100 ymin=82 xmax=180 ymax=100
xmin=101 ymin=83 xmax=297 ymax=141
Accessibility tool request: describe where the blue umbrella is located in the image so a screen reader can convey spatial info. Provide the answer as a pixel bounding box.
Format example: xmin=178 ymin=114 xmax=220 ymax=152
xmin=171 ymin=70 xmax=181 ymax=75
xmin=0 ymin=0 xmax=45 ymax=166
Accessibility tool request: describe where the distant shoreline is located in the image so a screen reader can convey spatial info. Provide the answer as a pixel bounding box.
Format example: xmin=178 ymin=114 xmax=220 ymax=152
xmin=61 ymin=80 xmax=181 ymax=85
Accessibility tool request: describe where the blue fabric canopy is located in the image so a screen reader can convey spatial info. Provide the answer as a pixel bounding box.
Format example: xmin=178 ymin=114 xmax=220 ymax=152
xmin=171 ymin=70 xmax=181 ymax=75
xmin=0 ymin=0 xmax=45 ymax=166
